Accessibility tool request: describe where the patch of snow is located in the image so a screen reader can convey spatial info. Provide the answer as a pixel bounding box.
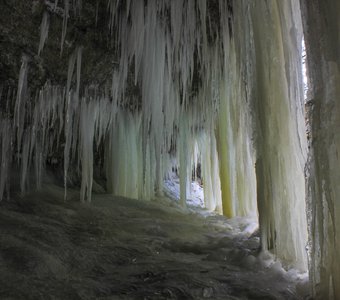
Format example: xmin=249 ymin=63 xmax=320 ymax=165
xmin=164 ymin=172 xmax=204 ymax=208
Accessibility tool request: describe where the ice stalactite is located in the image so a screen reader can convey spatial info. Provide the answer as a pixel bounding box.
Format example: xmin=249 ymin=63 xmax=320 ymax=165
xmin=210 ymin=2 xmax=257 ymax=219
xmin=13 ymin=55 xmax=30 ymax=196
xmin=64 ymin=47 xmax=80 ymax=200
xmin=20 ymin=132 xmax=31 ymax=196
xmin=14 ymin=55 xmax=29 ymax=155
xmin=0 ymin=117 xmax=12 ymax=201
xmin=179 ymin=113 xmax=189 ymax=207
xmin=38 ymin=11 xmax=50 ymax=56
xmin=221 ymin=48 xmax=257 ymax=218
xmin=106 ymin=111 xmax=143 ymax=199
xmin=75 ymin=47 xmax=82 ymax=98
xmin=216 ymin=80 xmax=233 ymax=218
xmin=79 ymin=98 xmax=96 ymax=202
xmin=72 ymin=0 xmax=82 ymax=17
xmin=250 ymin=0 xmax=308 ymax=270
xmin=300 ymin=0 xmax=340 ymax=298
xmin=197 ymin=125 xmax=222 ymax=214
xmin=61 ymin=0 xmax=69 ymax=55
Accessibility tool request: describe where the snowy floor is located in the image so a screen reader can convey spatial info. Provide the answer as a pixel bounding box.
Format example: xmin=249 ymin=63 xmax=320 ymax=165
xmin=0 ymin=184 xmax=309 ymax=299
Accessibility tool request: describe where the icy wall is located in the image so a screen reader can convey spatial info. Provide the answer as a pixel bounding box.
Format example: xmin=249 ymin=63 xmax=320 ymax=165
xmin=0 ymin=0 xmax=308 ymax=271
xmin=301 ymin=0 xmax=340 ymax=298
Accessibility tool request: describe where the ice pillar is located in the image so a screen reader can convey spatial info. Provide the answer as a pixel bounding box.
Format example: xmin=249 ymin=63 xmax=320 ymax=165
xmin=251 ymin=0 xmax=308 ymax=270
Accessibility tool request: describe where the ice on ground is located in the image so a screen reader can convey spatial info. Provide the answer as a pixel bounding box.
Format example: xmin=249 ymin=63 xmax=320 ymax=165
xmin=0 ymin=184 xmax=310 ymax=299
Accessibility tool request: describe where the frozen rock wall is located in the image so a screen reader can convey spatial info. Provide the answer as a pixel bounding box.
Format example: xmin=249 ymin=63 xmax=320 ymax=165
xmin=300 ymin=0 xmax=340 ymax=298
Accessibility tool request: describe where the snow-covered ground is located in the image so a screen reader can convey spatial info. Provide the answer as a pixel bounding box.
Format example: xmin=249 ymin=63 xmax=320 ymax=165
xmin=0 ymin=184 xmax=310 ymax=299
xmin=164 ymin=173 xmax=259 ymax=236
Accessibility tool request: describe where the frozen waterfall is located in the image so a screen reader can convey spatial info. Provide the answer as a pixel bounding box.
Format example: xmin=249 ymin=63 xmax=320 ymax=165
xmin=1 ymin=1 xmax=339 ymax=298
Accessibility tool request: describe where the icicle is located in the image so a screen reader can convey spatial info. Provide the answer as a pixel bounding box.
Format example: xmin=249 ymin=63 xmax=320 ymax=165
xmin=63 ymin=47 xmax=81 ymax=200
xmin=76 ymin=46 xmax=83 ymax=97
xmin=63 ymin=90 xmax=74 ymax=201
xmin=129 ymin=0 xmax=144 ymax=85
xmin=105 ymin=110 xmax=143 ymax=199
xmin=79 ymin=99 xmax=96 ymax=202
xmin=178 ymin=113 xmax=189 ymax=207
xmin=20 ymin=131 xmax=31 ymax=196
xmin=34 ymin=135 xmax=43 ymax=190
xmin=38 ymin=11 xmax=50 ymax=55
xmin=198 ymin=128 xmax=222 ymax=213
xmin=0 ymin=118 xmax=12 ymax=201
xmin=66 ymin=49 xmax=77 ymax=94
xmin=73 ymin=0 xmax=82 ymax=16
xmin=14 ymin=55 xmax=29 ymax=156
xmin=95 ymin=0 xmax=99 ymax=27
xmin=107 ymin=0 xmax=119 ymax=33
xmin=61 ymin=0 xmax=69 ymax=55
xmin=216 ymin=79 xmax=234 ymax=218
xmin=54 ymin=0 xmax=59 ymax=11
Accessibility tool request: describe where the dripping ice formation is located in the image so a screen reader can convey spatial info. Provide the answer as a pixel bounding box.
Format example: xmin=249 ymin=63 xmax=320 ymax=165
xmin=250 ymin=1 xmax=308 ymax=271
xmin=0 ymin=0 xmax=316 ymax=281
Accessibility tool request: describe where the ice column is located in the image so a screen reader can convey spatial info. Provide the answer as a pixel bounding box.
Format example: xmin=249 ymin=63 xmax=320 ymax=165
xmin=251 ymin=0 xmax=308 ymax=270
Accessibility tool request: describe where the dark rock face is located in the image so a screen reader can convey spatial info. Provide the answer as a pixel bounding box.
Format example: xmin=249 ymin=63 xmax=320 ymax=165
xmin=0 ymin=0 xmax=226 ymax=97
xmin=0 ymin=0 xmax=117 ymax=90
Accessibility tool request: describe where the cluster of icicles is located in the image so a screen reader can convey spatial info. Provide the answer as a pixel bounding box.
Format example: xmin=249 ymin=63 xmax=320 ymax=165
xmin=0 ymin=0 xmax=309 ymax=273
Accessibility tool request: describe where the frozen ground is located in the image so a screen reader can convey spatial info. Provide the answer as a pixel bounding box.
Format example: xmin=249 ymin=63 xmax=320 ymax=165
xmin=0 ymin=184 xmax=310 ymax=299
